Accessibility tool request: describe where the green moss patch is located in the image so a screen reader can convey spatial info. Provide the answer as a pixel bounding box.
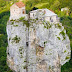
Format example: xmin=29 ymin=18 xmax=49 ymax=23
xmin=19 ymin=17 xmax=25 ymax=21
xmin=43 ymin=21 xmax=52 ymax=29
xmin=59 ymin=30 xmax=66 ymax=40
xmin=12 ymin=35 xmax=20 ymax=43
xmin=13 ymin=25 xmax=18 ymax=27
xmin=55 ymin=23 xmax=62 ymax=29
xmin=57 ymin=37 xmax=61 ymax=40
xmin=23 ymin=20 xmax=29 ymax=27
xmin=65 ymin=56 xmax=70 ymax=60
xmin=64 ymin=50 xmax=66 ymax=53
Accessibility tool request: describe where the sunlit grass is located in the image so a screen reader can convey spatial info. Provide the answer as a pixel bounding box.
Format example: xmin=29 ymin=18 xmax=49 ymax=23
xmin=34 ymin=2 xmax=49 ymax=8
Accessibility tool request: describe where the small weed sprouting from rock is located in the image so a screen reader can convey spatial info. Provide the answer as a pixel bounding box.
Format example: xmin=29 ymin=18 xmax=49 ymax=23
xmin=57 ymin=37 xmax=61 ymax=40
xmin=59 ymin=30 xmax=66 ymax=40
xmin=12 ymin=35 xmax=20 ymax=43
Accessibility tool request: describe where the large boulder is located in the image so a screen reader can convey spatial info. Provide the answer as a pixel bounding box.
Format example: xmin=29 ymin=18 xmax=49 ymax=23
xmin=7 ymin=19 xmax=71 ymax=72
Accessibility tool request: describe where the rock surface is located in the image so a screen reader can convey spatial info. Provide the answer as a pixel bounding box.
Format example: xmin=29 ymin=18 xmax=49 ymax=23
xmin=7 ymin=19 xmax=71 ymax=72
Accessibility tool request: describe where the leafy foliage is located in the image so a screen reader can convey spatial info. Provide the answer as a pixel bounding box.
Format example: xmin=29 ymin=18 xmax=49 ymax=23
xmin=0 ymin=11 xmax=13 ymax=72
xmin=19 ymin=17 xmax=25 ymax=21
xmin=60 ymin=16 xmax=72 ymax=72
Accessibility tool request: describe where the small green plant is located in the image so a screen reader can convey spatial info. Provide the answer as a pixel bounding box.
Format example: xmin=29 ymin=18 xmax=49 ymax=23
xmin=36 ymin=18 xmax=38 ymax=20
xmin=10 ymin=19 xmax=15 ymax=21
xmin=57 ymin=23 xmax=62 ymax=29
xmin=60 ymin=30 xmax=65 ymax=36
xmin=11 ymin=21 xmax=14 ymax=25
xmin=15 ymin=20 xmax=19 ymax=22
xmin=59 ymin=30 xmax=66 ymax=40
xmin=19 ymin=17 xmax=29 ymax=27
xmin=13 ymin=25 xmax=18 ymax=27
xmin=63 ymin=36 xmax=66 ymax=40
xmin=57 ymin=37 xmax=60 ymax=40
xmin=19 ymin=47 xmax=23 ymax=50
xmin=24 ymin=60 xmax=27 ymax=62
xmin=23 ymin=20 xmax=29 ymax=27
xmin=19 ymin=17 xmax=25 ymax=21
xmin=49 ymin=66 xmax=51 ymax=69
xmin=64 ymin=50 xmax=66 ymax=53
xmin=12 ymin=35 xmax=20 ymax=43
xmin=46 ymin=53 xmax=47 ymax=55
xmin=44 ymin=25 xmax=46 ymax=28
xmin=9 ymin=37 xmax=11 ymax=41
xmin=29 ymin=19 xmax=37 ymax=23
xmin=43 ymin=21 xmax=52 ymax=29
xmin=19 ymin=48 xmax=23 ymax=52
xmin=55 ymin=23 xmax=62 ymax=29
xmin=65 ymin=56 xmax=70 ymax=59
xmin=20 ymin=52 xmax=22 ymax=54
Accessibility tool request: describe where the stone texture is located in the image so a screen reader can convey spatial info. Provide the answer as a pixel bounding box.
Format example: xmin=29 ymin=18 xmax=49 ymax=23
xmin=7 ymin=19 xmax=71 ymax=72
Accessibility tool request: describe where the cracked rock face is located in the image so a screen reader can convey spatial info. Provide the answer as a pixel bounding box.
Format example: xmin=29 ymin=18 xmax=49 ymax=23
xmin=7 ymin=19 xmax=71 ymax=72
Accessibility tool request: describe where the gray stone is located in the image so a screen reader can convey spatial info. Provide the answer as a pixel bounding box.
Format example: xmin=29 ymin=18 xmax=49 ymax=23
xmin=7 ymin=19 xmax=71 ymax=72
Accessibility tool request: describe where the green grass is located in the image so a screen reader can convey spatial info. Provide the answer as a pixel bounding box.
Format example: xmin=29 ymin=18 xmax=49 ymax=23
xmin=34 ymin=2 xmax=49 ymax=8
